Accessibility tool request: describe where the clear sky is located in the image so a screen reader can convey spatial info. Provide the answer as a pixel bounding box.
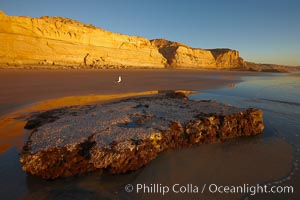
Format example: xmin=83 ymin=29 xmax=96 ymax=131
xmin=1 ymin=0 xmax=299 ymax=66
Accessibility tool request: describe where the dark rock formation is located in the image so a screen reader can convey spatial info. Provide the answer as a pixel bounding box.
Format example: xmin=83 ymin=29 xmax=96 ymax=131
xmin=20 ymin=92 xmax=264 ymax=179
xmin=243 ymin=61 xmax=299 ymax=72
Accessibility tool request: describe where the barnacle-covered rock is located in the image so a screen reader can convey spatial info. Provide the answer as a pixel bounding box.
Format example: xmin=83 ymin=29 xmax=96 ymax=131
xmin=20 ymin=91 xmax=264 ymax=179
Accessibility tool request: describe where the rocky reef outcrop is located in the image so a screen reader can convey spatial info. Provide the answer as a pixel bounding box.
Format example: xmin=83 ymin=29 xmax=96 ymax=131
xmin=20 ymin=92 xmax=264 ymax=179
xmin=151 ymin=39 xmax=244 ymax=68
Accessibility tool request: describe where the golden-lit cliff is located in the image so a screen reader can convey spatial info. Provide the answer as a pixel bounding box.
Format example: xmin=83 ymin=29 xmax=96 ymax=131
xmin=151 ymin=39 xmax=244 ymax=68
xmin=0 ymin=11 xmax=166 ymax=68
xmin=0 ymin=11 xmax=246 ymax=69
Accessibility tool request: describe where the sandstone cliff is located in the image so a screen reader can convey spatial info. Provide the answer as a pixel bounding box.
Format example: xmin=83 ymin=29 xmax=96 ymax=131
xmin=151 ymin=39 xmax=244 ymax=68
xmin=210 ymin=48 xmax=245 ymax=68
xmin=0 ymin=11 xmax=254 ymax=69
xmin=0 ymin=11 xmax=166 ymax=68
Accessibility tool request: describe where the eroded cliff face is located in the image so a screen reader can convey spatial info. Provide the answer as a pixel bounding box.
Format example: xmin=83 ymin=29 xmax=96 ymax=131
xmin=210 ymin=48 xmax=244 ymax=68
xmin=0 ymin=11 xmax=245 ymax=69
xmin=151 ymin=39 xmax=244 ymax=68
xmin=0 ymin=11 xmax=166 ymax=68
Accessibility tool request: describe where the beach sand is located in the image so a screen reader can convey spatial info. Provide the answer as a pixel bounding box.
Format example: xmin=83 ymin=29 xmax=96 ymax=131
xmin=0 ymin=69 xmax=243 ymax=154
xmin=0 ymin=69 xmax=243 ymax=116
xmin=0 ymin=69 xmax=295 ymax=199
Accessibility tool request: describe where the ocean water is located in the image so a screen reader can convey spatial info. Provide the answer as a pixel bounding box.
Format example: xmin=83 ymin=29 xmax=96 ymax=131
xmin=0 ymin=72 xmax=299 ymax=200
xmin=190 ymin=73 xmax=300 ymax=143
xmin=189 ymin=72 xmax=300 ymax=199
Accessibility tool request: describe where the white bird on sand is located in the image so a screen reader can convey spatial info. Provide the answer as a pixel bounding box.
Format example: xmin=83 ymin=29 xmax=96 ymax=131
xmin=116 ymin=75 xmax=122 ymax=83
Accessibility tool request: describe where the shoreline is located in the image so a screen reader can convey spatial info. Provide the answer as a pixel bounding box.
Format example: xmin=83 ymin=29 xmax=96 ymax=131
xmin=0 ymin=69 xmax=249 ymax=158
xmin=0 ymin=71 xmax=296 ymax=199
xmin=0 ymin=65 xmax=298 ymax=73
xmin=0 ymin=68 xmax=249 ymax=155
xmin=0 ymin=69 xmax=249 ymax=117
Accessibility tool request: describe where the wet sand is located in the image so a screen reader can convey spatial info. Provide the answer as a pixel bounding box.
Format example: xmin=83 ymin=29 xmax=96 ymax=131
xmin=0 ymin=69 xmax=296 ymax=199
xmin=0 ymin=69 xmax=243 ymax=117
xmin=0 ymin=69 xmax=243 ymax=154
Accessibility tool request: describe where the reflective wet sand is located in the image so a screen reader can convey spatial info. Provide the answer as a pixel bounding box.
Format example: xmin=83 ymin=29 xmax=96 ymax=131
xmin=0 ymin=69 xmax=242 ymax=117
xmin=0 ymin=70 xmax=297 ymax=199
